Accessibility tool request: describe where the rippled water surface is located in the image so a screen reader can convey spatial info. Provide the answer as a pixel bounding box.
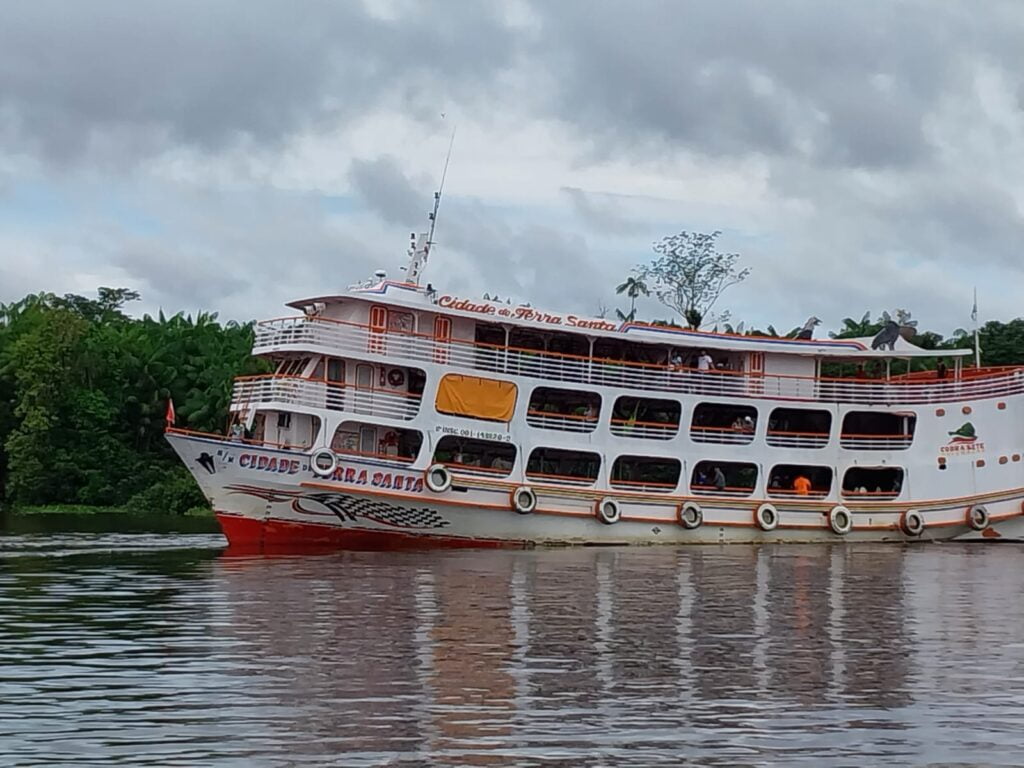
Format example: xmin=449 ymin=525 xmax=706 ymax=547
xmin=2 ymin=523 xmax=1024 ymax=767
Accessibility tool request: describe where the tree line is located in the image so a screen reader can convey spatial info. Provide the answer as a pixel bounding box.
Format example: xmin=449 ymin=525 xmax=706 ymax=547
xmin=3 ymin=273 xmax=1024 ymax=516
xmin=0 ymin=288 xmax=268 ymax=514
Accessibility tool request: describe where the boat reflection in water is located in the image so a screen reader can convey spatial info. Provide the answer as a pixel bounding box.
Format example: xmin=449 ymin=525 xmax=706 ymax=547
xmin=207 ymin=544 xmax=1024 ymax=765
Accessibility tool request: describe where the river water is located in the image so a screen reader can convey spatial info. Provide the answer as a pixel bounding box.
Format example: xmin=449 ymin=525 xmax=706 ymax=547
xmin=2 ymin=519 xmax=1024 ymax=767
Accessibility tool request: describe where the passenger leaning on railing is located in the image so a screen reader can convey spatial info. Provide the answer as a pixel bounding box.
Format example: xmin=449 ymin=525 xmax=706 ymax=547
xmin=793 ymin=474 xmax=812 ymax=496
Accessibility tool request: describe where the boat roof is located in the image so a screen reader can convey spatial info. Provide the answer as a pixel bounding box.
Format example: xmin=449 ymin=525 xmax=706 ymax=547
xmin=288 ymin=281 xmax=971 ymax=360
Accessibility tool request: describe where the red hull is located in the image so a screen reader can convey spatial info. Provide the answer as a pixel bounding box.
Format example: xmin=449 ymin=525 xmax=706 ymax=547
xmin=216 ymin=512 xmax=524 ymax=553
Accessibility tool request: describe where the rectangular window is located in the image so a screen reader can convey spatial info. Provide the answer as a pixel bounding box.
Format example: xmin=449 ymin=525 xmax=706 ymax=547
xmin=690 ymin=461 xmax=757 ymax=496
xmin=388 ymin=310 xmax=415 ymax=334
xmin=611 ymin=456 xmax=681 ymax=493
xmin=842 ymin=467 xmax=904 ymax=499
xmin=526 ymin=447 xmax=601 ymax=485
xmin=326 ymin=358 xmax=345 ymax=383
xmin=434 ymin=436 xmax=516 ymax=477
xmin=767 ymin=465 xmax=833 ymax=499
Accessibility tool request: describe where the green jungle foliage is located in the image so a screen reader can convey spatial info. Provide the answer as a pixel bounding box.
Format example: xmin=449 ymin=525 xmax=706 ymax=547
xmin=0 ymin=288 xmax=269 ymax=512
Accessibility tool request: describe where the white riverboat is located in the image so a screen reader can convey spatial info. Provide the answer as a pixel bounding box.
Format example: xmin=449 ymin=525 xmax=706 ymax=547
xmin=167 ymin=223 xmax=1024 ymax=548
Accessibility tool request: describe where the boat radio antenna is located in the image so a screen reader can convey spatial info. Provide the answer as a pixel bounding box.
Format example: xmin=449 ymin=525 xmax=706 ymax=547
xmin=405 ymin=126 xmax=455 ymax=287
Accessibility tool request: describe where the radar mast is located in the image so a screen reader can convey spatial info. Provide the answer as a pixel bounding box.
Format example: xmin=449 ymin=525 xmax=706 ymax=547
xmin=403 ymin=127 xmax=455 ymax=286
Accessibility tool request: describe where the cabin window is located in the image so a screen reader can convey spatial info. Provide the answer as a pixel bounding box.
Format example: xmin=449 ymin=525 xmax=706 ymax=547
xmin=691 ymin=403 xmax=758 ymax=445
xmin=610 ymin=396 xmax=681 ymax=440
xmin=610 ymin=456 xmax=681 ymax=493
xmin=690 ymin=461 xmax=757 ymax=496
xmin=368 ymin=306 xmax=387 ymax=353
xmin=434 ymin=436 xmax=516 ymax=476
xmin=766 ymin=408 xmax=831 ymax=448
xmin=387 ymin=310 xmax=414 ymax=334
xmin=359 ymin=425 xmax=376 ymax=454
xmin=526 ymin=387 xmax=601 ymax=433
xmin=435 ymin=374 xmax=518 ymax=423
xmin=842 ymin=467 xmax=904 ymax=499
xmin=355 ymin=364 xmax=374 ymax=390
xmin=407 ymin=368 xmax=426 ymax=396
xmin=433 ymin=316 xmax=452 ymax=363
xmin=331 ymin=422 xmax=423 ymax=463
xmin=840 ymin=412 xmax=916 ymax=449
xmin=767 ymin=465 xmax=833 ymax=498
xmin=326 ymin=358 xmax=345 ymax=383
xmin=526 ymin=448 xmax=601 ymax=485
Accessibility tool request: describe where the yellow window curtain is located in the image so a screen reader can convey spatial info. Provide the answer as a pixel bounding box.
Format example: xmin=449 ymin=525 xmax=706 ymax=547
xmin=435 ymin=374 xmax=518 ymax=422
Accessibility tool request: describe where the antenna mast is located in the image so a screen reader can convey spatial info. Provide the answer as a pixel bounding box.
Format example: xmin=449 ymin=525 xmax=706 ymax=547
xmin=405 ymin=127 xmax=456 ymax=286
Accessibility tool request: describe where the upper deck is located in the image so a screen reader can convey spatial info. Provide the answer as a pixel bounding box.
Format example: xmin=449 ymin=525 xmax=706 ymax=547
xmin=253 ymin=283 xmax=1018 ymax=407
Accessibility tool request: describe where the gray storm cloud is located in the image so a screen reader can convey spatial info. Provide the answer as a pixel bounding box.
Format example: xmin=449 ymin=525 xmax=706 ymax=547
xmin=1 ymin=0 xmax=1023 ymax=332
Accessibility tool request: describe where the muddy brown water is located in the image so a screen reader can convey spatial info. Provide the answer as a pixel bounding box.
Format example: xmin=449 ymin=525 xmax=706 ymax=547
xmin=2 ymin=516 xmax=1023 ymax=766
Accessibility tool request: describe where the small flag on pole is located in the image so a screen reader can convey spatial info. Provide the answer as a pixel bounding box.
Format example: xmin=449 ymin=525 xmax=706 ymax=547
xmin=971 ymin=287 xmax=978 ymax=323
xmin=165 ymin=398 xmax=176 ymax=426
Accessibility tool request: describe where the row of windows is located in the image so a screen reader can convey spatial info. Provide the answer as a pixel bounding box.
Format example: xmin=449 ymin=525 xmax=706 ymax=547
xmin=320 ymin=420 xmax=905 ymax=499
xmin=431 ymin=437 xmax=903 ymax=498
xmin=526 ymin=388 xmax=917 ymax=448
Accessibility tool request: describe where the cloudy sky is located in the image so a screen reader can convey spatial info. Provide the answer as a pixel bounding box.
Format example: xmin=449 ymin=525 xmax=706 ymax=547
xmin=3 ymin=0 xmax=1024 ymax=337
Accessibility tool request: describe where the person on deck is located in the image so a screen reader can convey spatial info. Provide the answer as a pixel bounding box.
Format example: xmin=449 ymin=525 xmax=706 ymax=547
xmin=713 ymin=466 xmax=727 ymax=491
xmin=793 ymin=474 xmax=812 ymax=495
xmin=698 ymin=350 xmax=713 ymax=371
xmin=936 ymin=359 xmax=948 ymax=379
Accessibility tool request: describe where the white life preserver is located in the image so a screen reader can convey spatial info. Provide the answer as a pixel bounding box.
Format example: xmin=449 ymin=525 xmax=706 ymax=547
xmin=511 ymin=486 xmax=537 ymax=515
xmin=828 ymin=505 xmax=853 ymax=535
xmin=596 ymin=497 xmax=621 ymax=525
xmin=424 ymin=463 xmax=452 ymax=493
xmin=310 ymin=447 xmax=338 ymax=478
xmin=755 ymin=503 xmax=779 ymax=532
xmin=967 ymin=505 xmax=990 ymax=531
xmin=901 ymin=509 xmax=925 ymax=537
xmin=677 ymin=502 xmax=703 ymax=530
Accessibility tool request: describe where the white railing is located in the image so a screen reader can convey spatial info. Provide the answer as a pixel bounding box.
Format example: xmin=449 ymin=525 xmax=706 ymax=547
xmin=230 ymin=376 xmax=421 ymax=421
xmin=525 ymin=411 xmax=598 ymax=433
xmin=691 ymin=485 xmax=756 ymax=497
xmin=765 ymin=431 xmax=830 ymax=449
xmin=690 ymin=426 xmax=756 ymax=445
xmin=609 ymin=480 xmax=678 ymax=494
xmin=609 ymin=419 xmax=679 ymax=440
xmin=253 ymin=317 xmax=1024 ymax=405
xmin=839 ymin=434 xmax=914 ymax=450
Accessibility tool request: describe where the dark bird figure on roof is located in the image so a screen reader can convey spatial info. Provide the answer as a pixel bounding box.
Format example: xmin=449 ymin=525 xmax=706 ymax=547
xmin=796 ymin=316 xmax=821 ymax=340
xmin=871 ymin=320 xmax=901 ymax=350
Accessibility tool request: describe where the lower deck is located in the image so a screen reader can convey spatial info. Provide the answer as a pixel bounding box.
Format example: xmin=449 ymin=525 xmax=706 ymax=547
xmin=167 ymin=430 xmax=1024 ymax=547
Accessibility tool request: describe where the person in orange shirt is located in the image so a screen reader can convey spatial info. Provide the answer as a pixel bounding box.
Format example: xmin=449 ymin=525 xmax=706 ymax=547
xmin=793 ymin=474 xmax=812 ymax=495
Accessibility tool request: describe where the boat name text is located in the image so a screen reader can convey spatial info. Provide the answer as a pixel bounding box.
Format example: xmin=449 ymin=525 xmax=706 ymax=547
xmin=330 ymin=464 xmax=424 ymax=492
xmin=939 ymin=441 xmax=985 ymax=455
xmin=239 ymin=454 xmax=301 ymax=474
xmin=438 ymin=295 xmax=618 ymax=332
